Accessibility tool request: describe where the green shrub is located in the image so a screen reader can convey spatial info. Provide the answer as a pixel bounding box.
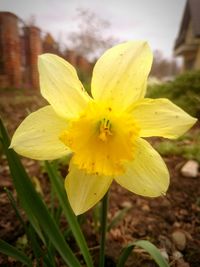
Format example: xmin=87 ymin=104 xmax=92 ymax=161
xmin=147 ymin=70 xmax=200 ymax=117
xmin=77 ymin=68 xmax=91 ymax=95
xmin=155 ymin=129 xmax=200 ymax=163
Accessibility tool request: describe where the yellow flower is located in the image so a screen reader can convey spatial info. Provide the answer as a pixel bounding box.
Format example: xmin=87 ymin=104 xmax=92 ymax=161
xmin=10 ymin=41 xmax=197 ymax=215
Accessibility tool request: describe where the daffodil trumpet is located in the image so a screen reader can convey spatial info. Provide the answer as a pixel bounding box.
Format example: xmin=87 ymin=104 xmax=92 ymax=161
xmin=10 ymin=41 xmax=197 ymax=216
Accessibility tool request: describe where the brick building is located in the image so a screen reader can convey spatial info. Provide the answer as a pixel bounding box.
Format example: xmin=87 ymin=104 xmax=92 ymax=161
xmin=0 ymin=11 xmax=92 ymax=89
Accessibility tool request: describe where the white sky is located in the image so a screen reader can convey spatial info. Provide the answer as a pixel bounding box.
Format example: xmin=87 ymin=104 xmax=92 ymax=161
xmin=1 ymin=0 xmax=186 ymax=59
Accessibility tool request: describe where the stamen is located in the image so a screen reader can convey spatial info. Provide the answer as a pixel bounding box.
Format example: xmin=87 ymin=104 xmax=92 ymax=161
xmin=98 ymin=118 xmax=112 ymax=142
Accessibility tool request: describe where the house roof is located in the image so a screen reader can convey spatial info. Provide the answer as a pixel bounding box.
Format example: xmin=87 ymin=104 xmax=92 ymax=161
xmin=174 ymin=0 xmax=200 ymax=49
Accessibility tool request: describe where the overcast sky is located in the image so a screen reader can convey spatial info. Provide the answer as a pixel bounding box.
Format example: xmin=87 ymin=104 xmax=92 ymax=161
xmin=1 ymin=0 xmax=186 ymax=59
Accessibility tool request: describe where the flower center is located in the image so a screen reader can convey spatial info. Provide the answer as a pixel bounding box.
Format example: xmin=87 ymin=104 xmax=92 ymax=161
xmin=59 ymin=101 xmax=140 ymax=176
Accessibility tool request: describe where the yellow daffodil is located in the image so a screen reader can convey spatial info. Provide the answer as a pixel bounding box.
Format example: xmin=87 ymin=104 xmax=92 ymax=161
xmin=10 ymin=41 xmax=197 ymax=215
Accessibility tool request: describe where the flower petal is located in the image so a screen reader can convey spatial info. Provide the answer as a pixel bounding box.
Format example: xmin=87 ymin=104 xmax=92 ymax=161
xmin=10 ymin=106 xmax=70 ymax=160
xmin=130 ymin=98 xmax=197 ymax=139
xmin=91 ymin=41 xmax=153 ymax=110
xmin=115 ymin=138 xmax=169 ymax=197
xmin=38 ymin=54 xmax=91 ymax=119
xmin=65 ymin=164 xmax=113 ymax=215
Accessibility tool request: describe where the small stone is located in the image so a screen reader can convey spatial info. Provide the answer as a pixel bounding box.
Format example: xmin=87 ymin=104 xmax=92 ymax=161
xmin=120 ymin=201 xmax=132 ymax=208
xmin=26 ymin=160 xmax=35 ymax=166
xmin=172 ymin=230 xmax=186 ymax=251
xmin=159 ymin=248 xmax=169 ymax=262
xmin=173 ymin=222 xmax=181 ymax=228
xmin=161 ymin=198 xmax=171 ymax=208
xmin=172 ymin=250 xmax=183 ymax=260
xmin=181 ymin=160 xmax=199 ymax=178
xmin=141 ymin=204 xmax=150 ymax=211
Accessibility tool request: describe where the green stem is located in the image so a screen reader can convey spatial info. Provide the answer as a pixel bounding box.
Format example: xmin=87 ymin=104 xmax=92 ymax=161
xmin=99 ymin=192 xmax=109 ymax=267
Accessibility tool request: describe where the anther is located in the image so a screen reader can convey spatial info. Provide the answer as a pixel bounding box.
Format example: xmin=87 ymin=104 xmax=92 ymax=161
xmin=98 ymin=118 xmax=112 ymax=142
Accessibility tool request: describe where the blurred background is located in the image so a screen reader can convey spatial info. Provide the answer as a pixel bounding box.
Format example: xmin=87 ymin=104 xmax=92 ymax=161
xmin=0 ymin=0 xmax=198 ymax=88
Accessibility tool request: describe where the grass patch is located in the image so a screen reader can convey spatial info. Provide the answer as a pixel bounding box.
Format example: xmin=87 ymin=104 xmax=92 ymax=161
xmin=147 ymin=70 xmax=200 ymax=117
xmin=155 ymin=129 xmax=200 ymax=163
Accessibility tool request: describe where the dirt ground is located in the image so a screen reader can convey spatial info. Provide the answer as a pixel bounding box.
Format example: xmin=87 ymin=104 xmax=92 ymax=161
xmin=0 ymin=88 xmax=200 ymax=267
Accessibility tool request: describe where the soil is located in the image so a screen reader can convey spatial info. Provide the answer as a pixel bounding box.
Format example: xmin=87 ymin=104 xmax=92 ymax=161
xmin=0 ymin=88 xmax=200 ymax=266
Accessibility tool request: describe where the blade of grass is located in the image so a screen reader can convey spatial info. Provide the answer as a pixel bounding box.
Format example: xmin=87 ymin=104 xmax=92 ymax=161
xmin=0 ymin=119 xmax=81 ymax=267
xmin=54 ymin=206 xmax=62 ymax=225
xmin=0 ymin=122 xmax=44 ymax=244
xmin=27 ymin=225 xmax=56 ymax=267
xmin=45 ymin=161 xmax=94 ymax=267
xmin=92 ymin=203 xmax=101 ymax=233
xmin=107 ymin=207 xmax=131 ymax=232
xmin=50 ymin=182 xmax=55 ymax=216
xmin=0 ymin=239 xmax=32 ymax=266
xmin=27 ymin=224 xmax=43 ymax=267
xmin=4 ymin=188 xmax=46 ymax=266
xmin=4 ymin=187 xmax=27 ymax=230
xmin=116 ymin=240 xmax=169 ymax=267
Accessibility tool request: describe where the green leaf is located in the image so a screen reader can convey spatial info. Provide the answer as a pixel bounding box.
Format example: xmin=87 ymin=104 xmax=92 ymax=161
xmin=4 ymin=187 xmax=27 ymax=230
xmin=27 ymin=225 xmax=56 ymax=267
xmin=27 ymin=225 xmax=43 ymax=266
xmin=4 ymin=188 xmax=55 ymax=267
xmin=0 ymin=239 xmax=32 ymax=266
xmin=117 ymin=240 xmax=169 ymax=267
xmin=92 ymin=203 xmax=101 ymax=233
xmin=4 ymin=188 xmax=52 ymax=267
xmin=45 ymin=161 xmax=94 ymax=267
xmin=0 ymin=119 xmax=81 ymax=267
xmin=0 ymin=121 xmax=44 ymax=244
xmin=107 ymin=207 xmax=131 ymax=232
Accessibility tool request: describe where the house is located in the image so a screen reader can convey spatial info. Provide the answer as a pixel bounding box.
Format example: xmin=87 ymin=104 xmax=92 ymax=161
xmin=174 ymin=0 xmax=200 ymax=71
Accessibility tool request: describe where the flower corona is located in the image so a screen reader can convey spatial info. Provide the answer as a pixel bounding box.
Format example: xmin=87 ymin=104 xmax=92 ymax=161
xmin=59 ymin=101 xmax=140 ymax=176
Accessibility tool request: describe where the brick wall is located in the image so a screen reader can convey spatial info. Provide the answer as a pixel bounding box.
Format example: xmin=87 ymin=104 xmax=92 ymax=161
xmin=0 ymin=11 xmax=92 ymax=89
xmin=0 ymin=12 xmax=22 ymax=88
xmin=23 ymin=26 xmax=42 ymax=89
